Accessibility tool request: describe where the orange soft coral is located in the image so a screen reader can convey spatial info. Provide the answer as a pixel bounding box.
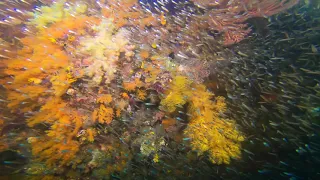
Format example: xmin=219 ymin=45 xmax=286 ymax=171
xmin=27 ymin=98 xmax=83 ymax=139
xmin=86 ymin=128 xmax=96 ymax=142
xmin=161 ymin=118 xmax=176 ymax=129
xmin=121 ymin=92 xmax=129 ymax=99
xmin=4 ymin=34 xmax=70 ymax=110
xmin=27 ymin=97 xmax=67 ymax=127
xmin=136 ymin=89 xmax=147 ymax=101
xmin=26 ymin=97 xmax=83 ymax=167
xmin=101 ymin=0 xmax=161 ymax=30
xmin=97 ymin=94 xmax=113 ymax=104
xmin=140 ymin=50 xmax=150 ymax=59
xmin=123 ymin=81 xmax=137 ymax=92
xmin=30 ymin=137 xmax=80 ymax=167
xmin=41 ymin=16 xmax=100 ymax=40
xmin=50 ymin=70 xmax=76 ymax=97
xmin=123 ymin=78 xmax=143 ymax=91
xmin=116 ymin=108 xmax=122 ymax=118
xmin=92 ymin=104 xmax=114 ymax=124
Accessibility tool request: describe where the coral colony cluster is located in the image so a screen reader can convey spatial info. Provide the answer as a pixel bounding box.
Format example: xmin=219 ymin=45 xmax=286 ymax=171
xmin=0 ymin=0 xmax=299 ymax=179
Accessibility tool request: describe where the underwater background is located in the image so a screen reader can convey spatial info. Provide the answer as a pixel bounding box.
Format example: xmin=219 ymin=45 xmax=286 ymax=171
xmin=0 ymin=0 xmax=319 ymax=179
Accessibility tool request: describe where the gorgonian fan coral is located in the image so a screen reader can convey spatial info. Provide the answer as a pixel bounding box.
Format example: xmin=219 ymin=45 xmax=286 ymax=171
xmin=190 ymin=0 xmax=300 ymax=45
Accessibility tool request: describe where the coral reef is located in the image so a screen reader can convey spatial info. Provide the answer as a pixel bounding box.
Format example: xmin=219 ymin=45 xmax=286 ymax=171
xmin=0 ymin=1 xmax=246 ymax=177
xmin=0 ymin=0 xmax=300 ymax=179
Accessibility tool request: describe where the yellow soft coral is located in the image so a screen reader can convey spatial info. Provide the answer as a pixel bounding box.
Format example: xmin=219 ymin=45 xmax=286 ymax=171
xmin=160 ymin=92 xmax=186 ymax=113
xmin=185 ymin=85 xmax=244 ymax=164
xmin=28 ymin=78 xmax=42 ymax=84
xmin=160 ymin=76 xmax=244 ymax=164
xmin=28 ymin=0 xmax=65 ymax=29
xmin=160 ymin=76 xmax=192 ymax=112
xmin=28 ymin=0 xmax=88 ymax=29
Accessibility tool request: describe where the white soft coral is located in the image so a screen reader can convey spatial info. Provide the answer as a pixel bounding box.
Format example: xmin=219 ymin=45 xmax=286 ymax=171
xmin=78 ymin=19 xmax=133 ymax=85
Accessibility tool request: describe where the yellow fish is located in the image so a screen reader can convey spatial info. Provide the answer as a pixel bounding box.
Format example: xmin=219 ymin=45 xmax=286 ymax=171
xmin=160 ymin=12 xmax=166 ymax=25
xmin=28 ymin=78 xmax=42 ymax=84
xmin=151 ymin=42 xmax=157 ymax=49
